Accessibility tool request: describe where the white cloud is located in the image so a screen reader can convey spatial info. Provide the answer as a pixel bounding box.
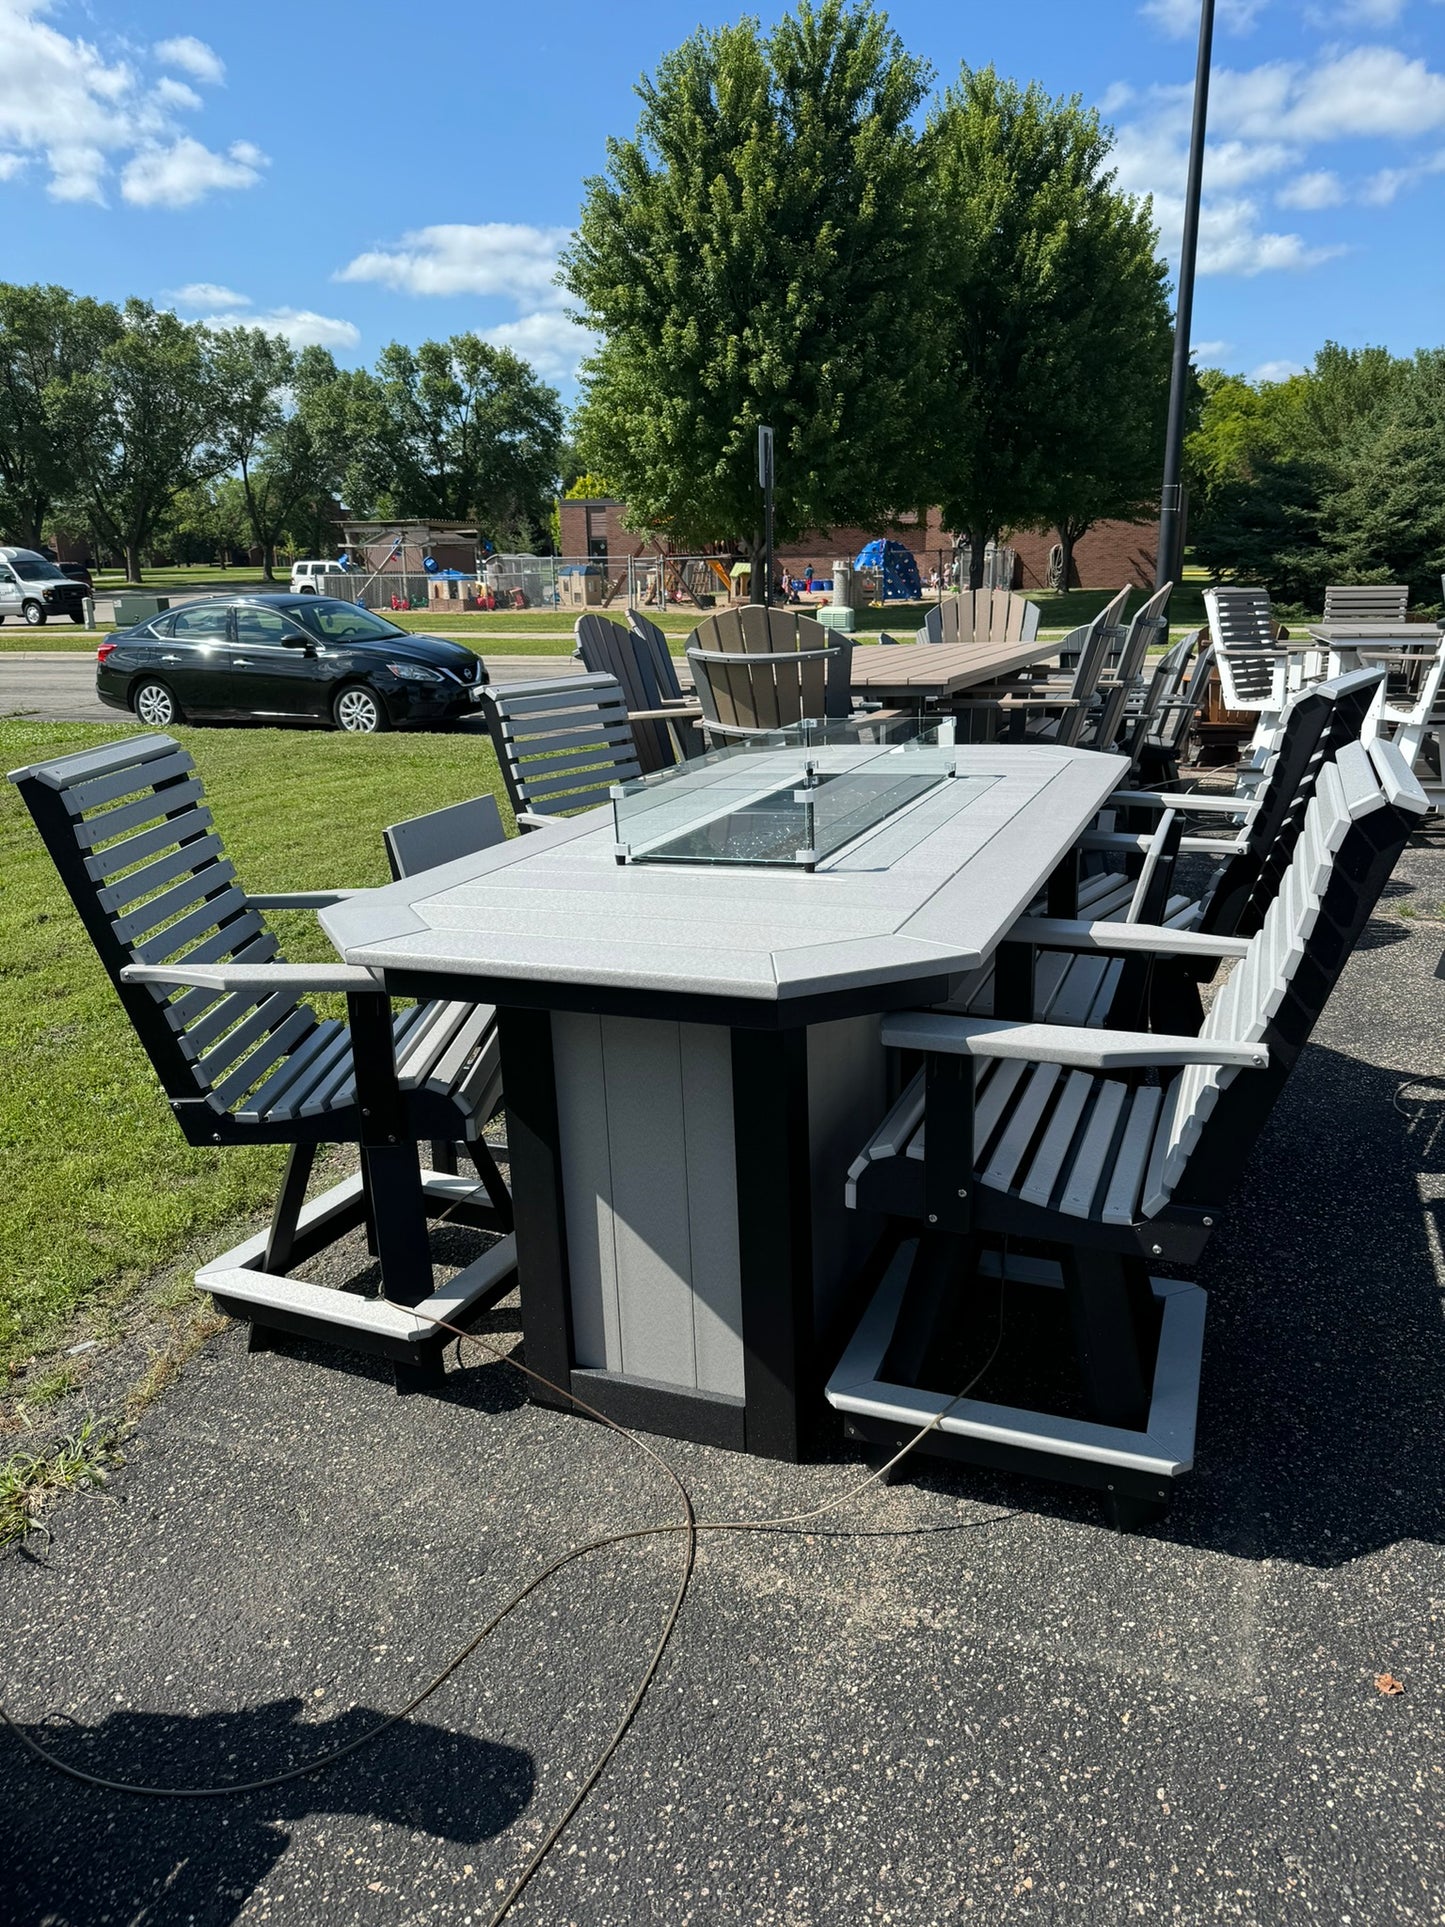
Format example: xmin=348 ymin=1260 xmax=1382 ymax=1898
xmin=206 ymin=305 xmax=359 ymax=350
xmin=1250 ymin=358 xmax=1308 ymax=381
xmin=1142 ymin=0 xmax=1266 ymax=35
xmin=1214 ymin=47 xmax=1445 ymax=142
xmin=1192 ymin=339 xmax=1234 ymax=360
xmin=121 ymin=136 xmax=267 ymax=209
xmin=170 ymin=281 xmax=250 ymax=310
xmin=336 ymin=222 xmax=571 ymax=302
xmin=1329 ymin=0 xmax=1407 ymax=22
xmin=1277 ymin=168 xmax=1344 ymax=207
xmin=0 ymin=5 xmax=257 ymax=207
xmin=153 ymin=36 xmax=224 ymax=86
xmin=484 ymin=310 xmax=595 ymax=381
xmin=335 ymin=220 xmax=587 ymax=379
xmin=1205 ymin=139 xmax=1301 ymax=188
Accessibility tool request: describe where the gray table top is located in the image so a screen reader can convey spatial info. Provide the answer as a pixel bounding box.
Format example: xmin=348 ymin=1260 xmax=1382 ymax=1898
xmin=848 ymin=635 xmax=1060 ymax=699
xmin=321 ymin=744 xmax=1124 ymax=1007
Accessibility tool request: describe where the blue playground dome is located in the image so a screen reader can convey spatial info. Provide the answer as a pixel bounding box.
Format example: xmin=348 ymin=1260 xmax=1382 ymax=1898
xmin=854 ymin=538 xmax=921 ymax=600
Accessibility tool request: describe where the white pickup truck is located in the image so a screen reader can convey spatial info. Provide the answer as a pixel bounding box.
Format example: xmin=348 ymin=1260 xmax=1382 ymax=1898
xmin=289 ymin=559 xmax=335 ymax=593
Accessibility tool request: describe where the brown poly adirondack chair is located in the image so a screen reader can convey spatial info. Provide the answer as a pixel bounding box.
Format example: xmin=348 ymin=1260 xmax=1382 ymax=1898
xmin=686 ymin=606 xmax=853 ymax=742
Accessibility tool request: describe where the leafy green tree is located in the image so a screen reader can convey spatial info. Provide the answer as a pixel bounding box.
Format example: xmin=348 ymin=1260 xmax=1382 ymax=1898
xmin=564 ymin=0 xmax=933 ymax=580
xmin=53 ymin=302 xmax=219 ymax=584
xmin=926 ymin=68 xmax=1168 ymax=590
xmin=0 ymin=284 xmax=120 ymax=545
xmin=1021 ymin=184 xmax=1172 ymax=587
xmin=1192 ymin=461 xmax=1328 ymax=607
xmin=208 ymin=330 xmax=343 ymax=579
xmin=1319 ymin=350 xmax=1445 ymax=605
xmin=345 ymin=334 xmax=563 ymax=548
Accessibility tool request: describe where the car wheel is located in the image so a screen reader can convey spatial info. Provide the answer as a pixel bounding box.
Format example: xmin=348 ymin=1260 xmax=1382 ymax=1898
xmin=69 ymin=610 xmax=85 ymax=624
xmin=22 ymin=600 xmax=46 ymax=626
xmin=333 ymin=684 xmax=388 ymax=733
xmin=299 ymin=584 xmax=316 ymax=593
xmin=133 ymin=679 xmax=181 ymax=728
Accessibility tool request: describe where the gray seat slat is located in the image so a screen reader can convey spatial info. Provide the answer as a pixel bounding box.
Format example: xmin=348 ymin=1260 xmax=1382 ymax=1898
xmin=110 ymin=864 xmax=239 ymax=945
xmin=1101 ymin=1086 xmax=1165 ymax=1224
xmin=85 ymin=808 xmax=218 ymax=884
xmin=97 ymin=833 xmax=227 ymax=913
xmin=62 ymin=750 xmax=194 ymax=817
xmin=430 ymin=1005 xmax=498 ymax=1096
xmin=194 ymin=991 xmax=302 ymax=1084
xmin=1060 ymin=1079 xmax=1126 ymax=1218
xmin=396 ymin=1000 xmax=470 ymax=1085
xmin=131 ymin=885 xmax=249 ymax=964
xmin=72 ymin=779 xmax=206 ymax=851
xmin=238 ymin=1020 xmax=349 ymax=1123
xmin=1018 ymin=1071 xmax=1092 ymax=1206
xmin=981 ymin=1062 xmax=1062 ymax=1193
xmin=179 ymin=986 xmax=279 ymax=1059
xmin=164 ymin=928 xmax=276 ymax=1027
xmin=206 ymin=1007 xmax=319 ymax=1110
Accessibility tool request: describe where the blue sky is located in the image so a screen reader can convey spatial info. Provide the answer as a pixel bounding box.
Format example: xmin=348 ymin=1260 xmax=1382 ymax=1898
xmin=1 ymin=0 xmax=1442 ymax=398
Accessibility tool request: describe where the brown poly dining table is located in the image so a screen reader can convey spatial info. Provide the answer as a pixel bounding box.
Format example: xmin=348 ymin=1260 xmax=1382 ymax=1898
xmin=847 ymin=634 xmax=1063 ymax=711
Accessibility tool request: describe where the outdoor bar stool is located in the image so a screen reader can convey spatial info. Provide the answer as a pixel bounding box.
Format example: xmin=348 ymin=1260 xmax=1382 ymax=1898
xmin=832 ymin=738 xmax=1426 ymax=1529
xmin=9 ymin=734 xmax=516 ymax=1391
xmin=482 ymin=672 xmax=643 ymax=828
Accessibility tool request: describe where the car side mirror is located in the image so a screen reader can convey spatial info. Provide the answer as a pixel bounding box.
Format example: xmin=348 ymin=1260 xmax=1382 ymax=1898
xmin=284 ymin=633 xmax=317 ymax=653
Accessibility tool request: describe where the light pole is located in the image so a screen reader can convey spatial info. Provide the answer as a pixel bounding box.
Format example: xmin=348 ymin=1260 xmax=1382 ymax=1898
xmin=1156 ymin=0 xmax=1215 ymax=603
xmin=758 ymin=424 xmax=775 ymax=607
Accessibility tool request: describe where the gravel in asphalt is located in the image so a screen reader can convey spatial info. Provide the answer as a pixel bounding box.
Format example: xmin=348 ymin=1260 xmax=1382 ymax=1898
xmin=3 ymin=818 xmax=1445 ymax=1927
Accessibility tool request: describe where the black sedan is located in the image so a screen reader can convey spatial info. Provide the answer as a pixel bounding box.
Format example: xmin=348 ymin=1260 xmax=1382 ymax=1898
xmin=96 ymin=595 xmax=488 ymax=732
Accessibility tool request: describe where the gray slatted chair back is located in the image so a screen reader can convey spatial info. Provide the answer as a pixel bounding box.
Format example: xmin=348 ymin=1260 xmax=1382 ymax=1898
xmin=1323 ymin=583 xmax=1409 ymax=624
xmin=1091 ymin=582 xmax=1172 ymax=753
xmin=482 ymin=673 xmax=642 ymax=821
xmin=7 ymin=734 xmax=325 ymax=1133
xmin=1037 ymin=584 xmax=1132 ymax=748
xmin=687 ymin=606 xmax=850 ymax=740
xmin=1205 ymin=586 xmax=1283 ymax=711
xmin=384 ymin=795 xmax=507 ymax=880
xmin=625 ymin=608 xmax=688 ymax=702
xmin=575 ymin=613 xmax=679 ymax=775
xmin=1148 ymin=739 xmax=1425 ymax=1219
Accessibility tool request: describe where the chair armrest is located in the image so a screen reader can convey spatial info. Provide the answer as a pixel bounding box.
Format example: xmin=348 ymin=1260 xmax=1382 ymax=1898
xmin=249 ymin=891 xmax=365 ymax=909
xmin=953 ymin=695 xmax=1080 ymax=710
xmin=121 ymin=961 xmax=384 ymax=994
xmin=1080 ymin=829 xmax=1243 ymax=856
xmin=1007 ymin=916 xmax=1251 ymax=960
xmin=881 ymin=1010 xmax=1268 ymax=1072
xmin=626 ymin=702 xmax=703 ymax=722
xmin=516 ymin=810 xmax=564 ymax=832
xmin=1106 ymin=788 xmax=1256 ymax=816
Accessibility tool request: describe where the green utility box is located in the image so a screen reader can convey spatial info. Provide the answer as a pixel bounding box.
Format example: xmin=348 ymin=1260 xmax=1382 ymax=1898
xmin=113 ymin=595 xmax=170 ymax=626
xmin=817 ymin=604 xmax=857 ymax=633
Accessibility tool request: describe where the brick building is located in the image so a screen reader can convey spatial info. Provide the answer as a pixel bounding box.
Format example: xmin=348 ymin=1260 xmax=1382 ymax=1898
xmin=558 ymin=497 xmax=1157 ymax=592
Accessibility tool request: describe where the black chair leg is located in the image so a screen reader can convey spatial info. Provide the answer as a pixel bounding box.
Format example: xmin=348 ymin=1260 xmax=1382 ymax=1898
xmin=879 ymin=1232 xmax=967 ymax=1389
xmin=263 ymin=1142 xmax=316 ymax=1275
xmin=1061 ymin=1250 xmax=1155 ymax=1433
xmin=429 ymin=1139 xmax=458 ymax=1175
xmin=466 ymin=1136 xmax=514 ymax=1233
xmin=393 ymin=1351 xmax=447 ymax=1395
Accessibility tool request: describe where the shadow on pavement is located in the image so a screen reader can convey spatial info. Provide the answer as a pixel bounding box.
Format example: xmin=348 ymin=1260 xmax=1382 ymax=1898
xmin=1 ymin=1696 xmax=534 ymax=1927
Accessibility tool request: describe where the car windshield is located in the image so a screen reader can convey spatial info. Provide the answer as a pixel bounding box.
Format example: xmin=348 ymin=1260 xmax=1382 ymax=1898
xmin=290 ymin=599 xmax=407 ymax=643
xmin=10 ymin=556 xmax=67 ymax=582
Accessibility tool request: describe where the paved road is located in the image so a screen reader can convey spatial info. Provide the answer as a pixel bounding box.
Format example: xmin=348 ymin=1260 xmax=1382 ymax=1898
xmin=0 ymin=652 xmax=581 ymax=725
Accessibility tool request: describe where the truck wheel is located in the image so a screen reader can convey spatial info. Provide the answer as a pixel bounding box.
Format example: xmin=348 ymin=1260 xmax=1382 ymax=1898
xmin=22 ymin=600 xmax=46 ymax=625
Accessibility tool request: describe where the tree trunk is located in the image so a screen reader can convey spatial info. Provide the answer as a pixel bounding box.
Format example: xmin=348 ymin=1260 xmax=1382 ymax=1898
xmin=1057 ymin=526 xmax=1076 ymax=594
xmin=967 ymin=529 xmax=987 ymax=593
xmin=261 ymin=545 xmax=276 ymax=582
xmin=123 ymin=542 xmax=141 ymax=585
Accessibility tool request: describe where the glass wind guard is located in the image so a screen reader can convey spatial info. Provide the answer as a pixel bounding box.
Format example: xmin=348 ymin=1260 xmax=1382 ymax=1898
xmin=611 ymin=718 xmax=987 ymax=869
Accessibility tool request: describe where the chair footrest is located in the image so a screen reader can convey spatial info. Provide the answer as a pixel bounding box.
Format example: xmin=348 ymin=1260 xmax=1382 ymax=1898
xmin=825 ymin=1240 xmax=1206 ymax=1482
xmin=197 ymin=1170 xmax=517 ymax=1360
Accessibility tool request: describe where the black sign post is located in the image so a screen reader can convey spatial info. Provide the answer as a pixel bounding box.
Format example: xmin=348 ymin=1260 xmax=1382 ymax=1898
xmin=758 ymin=425 xmax=775 ymax=608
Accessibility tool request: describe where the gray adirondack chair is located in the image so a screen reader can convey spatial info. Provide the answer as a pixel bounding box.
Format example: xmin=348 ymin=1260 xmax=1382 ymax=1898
xmin=958 ymin=585 xmax=1132 ymax=747
xmin=1090 ymin=582 xmax=1173 ymax=755
xmin=834 ymin=736 xmax=1426 ymax=1525
xmin=482 ymin=672 xmax=642 ymax=826
xmin=573 ymin=612 xmax=702 ymax=774
xmin=1121 ymin=630 xmax=1214 ymax=787
xmin=8 ymin=734 xmax=515 ymax=1388
xmin=686 ymin=606 xmax=853 ymax=743
xmin=1323 ymin=583 xmax=1409 ymax=624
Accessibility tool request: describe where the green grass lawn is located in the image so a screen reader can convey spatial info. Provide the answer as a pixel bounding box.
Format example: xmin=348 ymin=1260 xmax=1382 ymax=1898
xmin=0 ymin=717 xmax=512 ymax=1372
